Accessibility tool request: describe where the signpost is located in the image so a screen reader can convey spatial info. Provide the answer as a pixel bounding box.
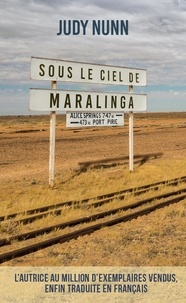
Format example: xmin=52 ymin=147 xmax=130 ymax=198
xmin=129 ymin=85 xmax=134 ymax=172
xmin=30 ymin=57 xmax=147 ymax=186
xmin=66 ymin=112 xmax=124 ymax=127
xmin=49 ymin=81 xmax=57 ymax=187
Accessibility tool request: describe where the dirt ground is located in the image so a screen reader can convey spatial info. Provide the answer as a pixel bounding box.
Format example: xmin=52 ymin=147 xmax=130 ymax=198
xmin=0 ymin=112 xmax=186 ymax=266
xmin=0 ymin=112 xmax=186 ymax=183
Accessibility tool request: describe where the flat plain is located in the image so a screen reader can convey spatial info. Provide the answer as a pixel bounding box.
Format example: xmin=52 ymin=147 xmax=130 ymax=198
xmin=0 ymin=112 xmax=186 ymax=266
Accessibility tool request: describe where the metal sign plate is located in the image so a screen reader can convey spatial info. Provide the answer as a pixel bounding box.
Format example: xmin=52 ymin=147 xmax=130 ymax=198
xmin=29 ymin=89 xmax=147 ymax=112
xmin=31 ymin=57 xmax=147 ymax=86
xmin=66 ymin=112 xmax=124 ymax=127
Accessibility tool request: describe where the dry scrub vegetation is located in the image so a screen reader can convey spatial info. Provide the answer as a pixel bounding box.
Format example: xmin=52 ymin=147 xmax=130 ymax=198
xmin=0 ymin=113 xmax=186 ymax=266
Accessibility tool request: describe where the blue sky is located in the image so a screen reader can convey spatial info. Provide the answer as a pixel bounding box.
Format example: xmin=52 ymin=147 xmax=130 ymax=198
xmin=0 ymin=0 xmax=186 ymax=115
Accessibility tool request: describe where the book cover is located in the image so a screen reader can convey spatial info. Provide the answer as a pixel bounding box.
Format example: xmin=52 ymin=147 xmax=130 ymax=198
xmin=0 ymin=0 xmax=185 ymax=302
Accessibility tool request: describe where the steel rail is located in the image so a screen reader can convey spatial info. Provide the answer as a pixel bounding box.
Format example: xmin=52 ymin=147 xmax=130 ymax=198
xmin=1 ymin=175 xmax=186 ymax=223
xmin=0 ymin=192 xmax=185 ymax=264
xmin=11 ymin=178 xmax=186 ymax=225
xmin=0 ymin=187 xmax=186 ymax=246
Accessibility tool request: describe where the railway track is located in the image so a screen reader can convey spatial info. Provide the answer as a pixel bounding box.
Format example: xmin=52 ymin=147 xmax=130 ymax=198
xmin=0 ymin=176 xmax=186 ymax=264
xmin=1 ymin=175 xmax=186 ymax=224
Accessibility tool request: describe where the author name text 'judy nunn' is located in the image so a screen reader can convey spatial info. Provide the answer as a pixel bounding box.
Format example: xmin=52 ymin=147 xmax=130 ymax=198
xmin=57 ymin=20 xmax=129 ymax=36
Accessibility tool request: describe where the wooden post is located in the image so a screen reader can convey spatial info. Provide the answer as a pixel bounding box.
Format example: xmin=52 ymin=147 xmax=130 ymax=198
xmin=129 ymin=85 xmax=134 ymax=172
xmin=49 ymin=81 xmax=57 ymax=187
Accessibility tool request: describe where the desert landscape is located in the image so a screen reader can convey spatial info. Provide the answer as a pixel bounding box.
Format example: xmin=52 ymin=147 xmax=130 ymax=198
xmin=0 ymin=112 xmax=186 ymax=266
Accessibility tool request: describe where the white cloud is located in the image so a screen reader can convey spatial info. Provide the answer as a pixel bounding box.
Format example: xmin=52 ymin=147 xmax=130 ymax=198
xmin=0 ymin=0 xmax=186 ymax=113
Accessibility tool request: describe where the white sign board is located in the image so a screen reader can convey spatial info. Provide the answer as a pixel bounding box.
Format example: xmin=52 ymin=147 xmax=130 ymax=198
xmin=66 ymin=112 xmax=124 ymax=127
xmin=31 ymin=57 xmax=147 ymax=86
xmin=29 ymin=89 xmax=147 ymax=112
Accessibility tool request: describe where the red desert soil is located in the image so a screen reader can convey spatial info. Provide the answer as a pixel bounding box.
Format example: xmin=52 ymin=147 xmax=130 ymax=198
xmin=0 ymin=112 xmax=186 ymax=266
xmin=0 ymin=112 xmax=186 ymax=182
